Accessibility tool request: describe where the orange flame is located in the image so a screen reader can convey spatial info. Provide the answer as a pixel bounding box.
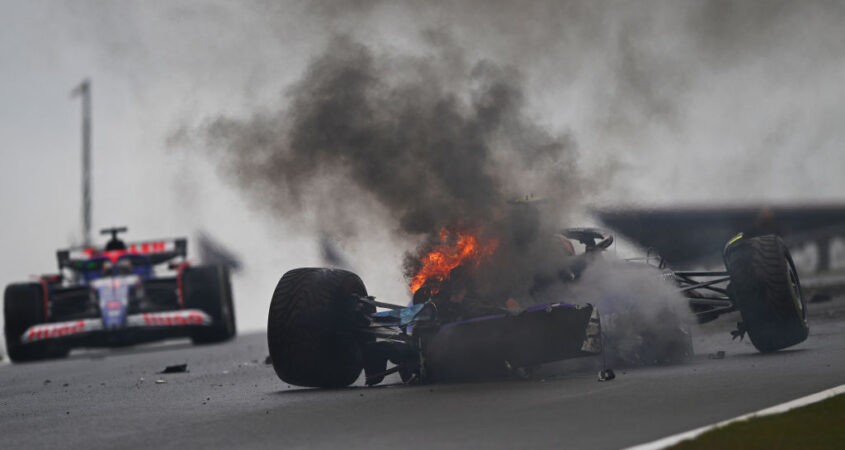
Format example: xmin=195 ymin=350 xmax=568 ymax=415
xmin=409 ymin=227 xmax=498 ymax=294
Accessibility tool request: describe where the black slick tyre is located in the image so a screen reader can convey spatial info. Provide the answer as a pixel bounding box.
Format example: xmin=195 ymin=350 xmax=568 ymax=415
xmin=183 ymin=265 xmax=236 ymax=344
xmin=267 ymin=268 xmax=372 ymax=388
xmin=724 ymin=234 xmax=808 ymax=353
xmin=4 ymin=283 xmax=51 ymax=362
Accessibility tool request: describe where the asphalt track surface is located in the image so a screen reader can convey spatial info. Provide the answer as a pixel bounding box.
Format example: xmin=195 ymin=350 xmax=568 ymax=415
xmin=2 ymin=297 xmax=844 ymax=450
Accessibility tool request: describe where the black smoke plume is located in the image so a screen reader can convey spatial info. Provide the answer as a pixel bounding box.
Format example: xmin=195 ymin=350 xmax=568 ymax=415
xmin=199 ymin=33 xmax=580 ymax=302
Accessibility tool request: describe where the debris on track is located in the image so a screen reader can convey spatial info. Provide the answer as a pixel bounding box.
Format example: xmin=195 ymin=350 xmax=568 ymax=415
xmin=159 ymin=364 xmax=188 ymax=374
xmin=708 ymin=351 xmax=726 ymax=360
xmin=598 ymin=369 xmax=616 ymax=382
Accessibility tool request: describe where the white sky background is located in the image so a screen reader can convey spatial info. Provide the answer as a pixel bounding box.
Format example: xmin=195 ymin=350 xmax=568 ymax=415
xmin=1 ymin=1 xmax=844 ymax=342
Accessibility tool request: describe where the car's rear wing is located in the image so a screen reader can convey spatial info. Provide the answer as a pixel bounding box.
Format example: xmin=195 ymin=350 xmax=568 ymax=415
xmin=56 ymin=238 xmax=188 ymax=270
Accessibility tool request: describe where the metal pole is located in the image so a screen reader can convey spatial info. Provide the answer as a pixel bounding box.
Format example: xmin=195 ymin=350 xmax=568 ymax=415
xmin=72 ymin=79 xmax=92 ymax=246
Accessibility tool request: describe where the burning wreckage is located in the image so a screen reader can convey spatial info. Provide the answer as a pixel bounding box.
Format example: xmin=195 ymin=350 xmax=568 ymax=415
xmin=267 ymin=226 xmax=808 ymax=388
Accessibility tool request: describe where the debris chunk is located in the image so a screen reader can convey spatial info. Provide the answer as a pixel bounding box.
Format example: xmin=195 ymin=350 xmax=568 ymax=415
xmin=598 ymin=369 xmax=616 ymax=382
xmin=159 ymin=364 xmax=188 ymax=374
xmin=708 ymin=351 xmax=726 ymax=360
xmin=264 ymin=355 xmax=272 ymax=365
xmin=731 ymin=322 xmax=747 ymax=341
xmin=155 ymin=379 xmax=167 ymax=384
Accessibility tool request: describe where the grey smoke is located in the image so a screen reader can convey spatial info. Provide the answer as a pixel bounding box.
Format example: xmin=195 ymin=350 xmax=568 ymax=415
xmin=195 ymin=230 xmax=243 ymax=273
xmin=553 ymin=257 xmax=694 ymax=365
xmin=319 ymin=234 xmax=351 ymax=269
xmin=0 ymin=0 xmax=840 ymax=335
xmin=153 ymin=0 xmax=842 ymax=324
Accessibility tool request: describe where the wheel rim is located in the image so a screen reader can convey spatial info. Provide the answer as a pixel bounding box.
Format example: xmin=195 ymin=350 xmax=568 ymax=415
xmin=787 ymin=262 xmax=805 ymax=318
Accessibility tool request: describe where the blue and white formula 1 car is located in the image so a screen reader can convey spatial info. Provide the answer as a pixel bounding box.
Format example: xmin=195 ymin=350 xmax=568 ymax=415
xmin=267 ymin=229 xmax=807 ymax=388
xmin=3 ymin=227 xmax=235 ymax=362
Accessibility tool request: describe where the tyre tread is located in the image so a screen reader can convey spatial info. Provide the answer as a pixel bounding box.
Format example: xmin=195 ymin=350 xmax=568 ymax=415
xmin=725 ymin=235 xmax=808 ymax=352
xmin=267 ymin=268 xmax=371 ymax=388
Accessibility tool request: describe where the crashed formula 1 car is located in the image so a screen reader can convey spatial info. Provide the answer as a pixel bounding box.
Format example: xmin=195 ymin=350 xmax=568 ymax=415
xmin=266 ymin=229 xmax=807 ymax=388
xmin=3 ymin=227 xmax=236 ymax=362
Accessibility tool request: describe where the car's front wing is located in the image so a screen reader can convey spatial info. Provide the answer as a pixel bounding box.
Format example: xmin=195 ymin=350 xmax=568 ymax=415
xmin=20 ymin=309 xmax=212 ymax=343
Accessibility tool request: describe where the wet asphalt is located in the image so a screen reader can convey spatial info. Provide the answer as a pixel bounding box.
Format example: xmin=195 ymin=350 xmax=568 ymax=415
xmin=1 ymin=297 xmax=844 ymax=450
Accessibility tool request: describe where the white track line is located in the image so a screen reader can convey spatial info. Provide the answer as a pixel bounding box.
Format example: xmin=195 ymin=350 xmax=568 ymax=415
xmin=624 ymin=384 xmax=845 ymax=450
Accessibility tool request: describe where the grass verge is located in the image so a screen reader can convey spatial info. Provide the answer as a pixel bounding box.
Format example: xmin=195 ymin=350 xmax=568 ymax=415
xmin=671 ymin=393 xmax=845 ymax=449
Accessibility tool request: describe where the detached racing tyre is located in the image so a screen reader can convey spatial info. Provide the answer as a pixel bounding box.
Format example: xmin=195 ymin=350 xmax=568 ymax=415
xmin=4 ymin=283 xmax=50 ymax=362
xmin=267 ymin=268 xmax=373 ymax=388
xmin=724 ymin=234 xmax=808 ymax=353
xmin=183 ymin=265 xmax=236 ymax=344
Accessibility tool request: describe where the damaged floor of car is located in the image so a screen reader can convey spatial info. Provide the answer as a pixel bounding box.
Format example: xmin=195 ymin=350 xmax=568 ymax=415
xmin=1 ymin=295 xmax=844 ymax=450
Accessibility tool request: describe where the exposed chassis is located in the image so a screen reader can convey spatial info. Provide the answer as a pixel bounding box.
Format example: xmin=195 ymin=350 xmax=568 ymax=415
xmin=355 ymin=295 xmax=601 ymax=385
xmin=674 ymin=271 xmax=736 ymax=323
xmin=351 ymin=269 xmax=735 ymax=385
